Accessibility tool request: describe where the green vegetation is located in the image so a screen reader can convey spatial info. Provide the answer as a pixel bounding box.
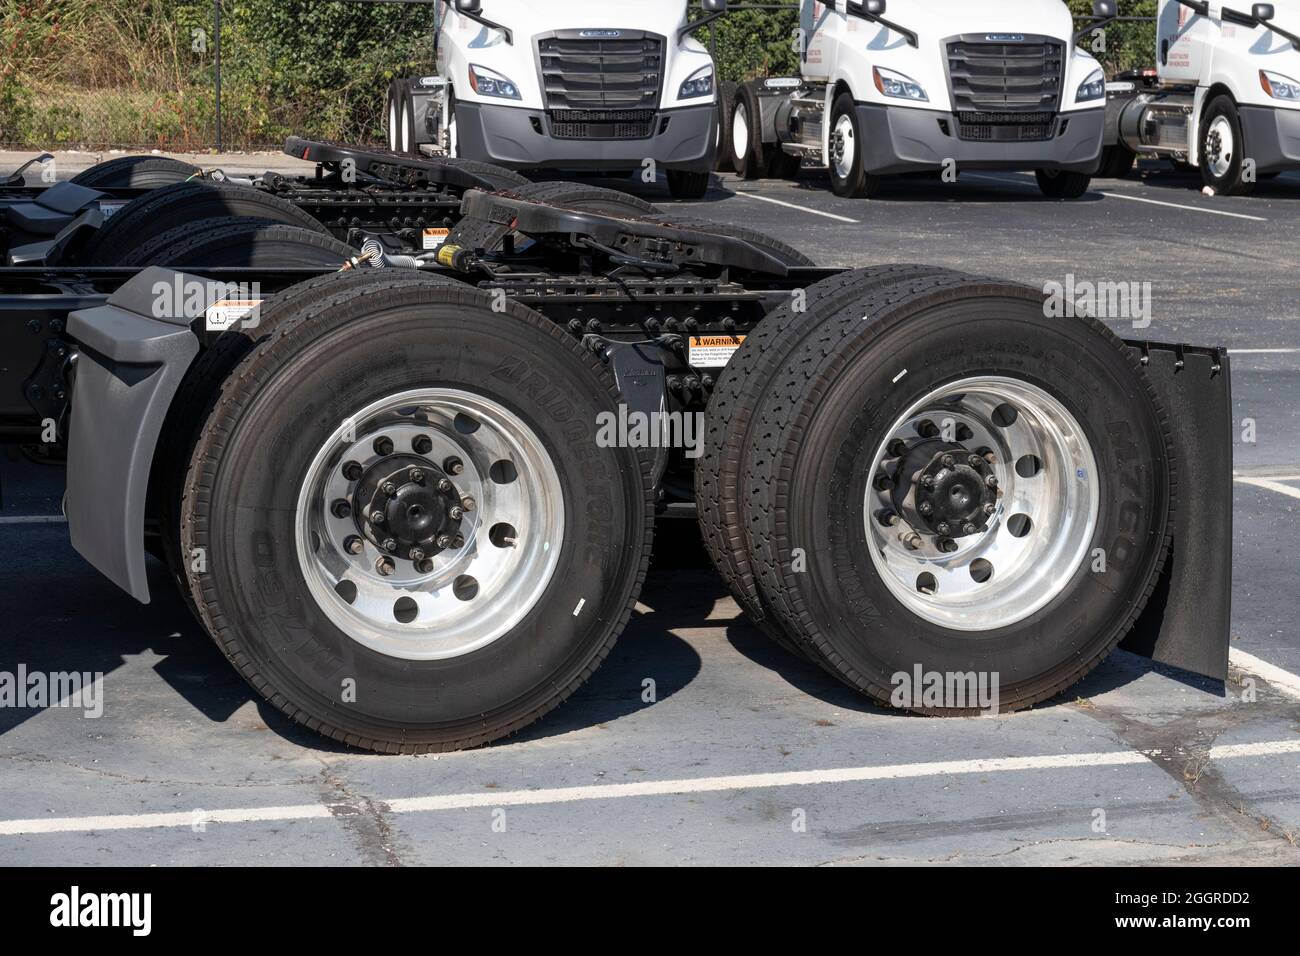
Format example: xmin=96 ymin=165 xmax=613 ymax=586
xmin=0 ymin=1 xmax=1158 ymax=150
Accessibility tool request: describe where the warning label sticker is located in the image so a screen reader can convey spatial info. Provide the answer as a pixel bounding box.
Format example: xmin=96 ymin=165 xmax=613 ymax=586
xmin=205 ymin=299 xmax=263 ymax=332
xmin=422 ymin=227 xmax=451 ymax=250
xmin=688 ymin=334 xmax=746 ymax=369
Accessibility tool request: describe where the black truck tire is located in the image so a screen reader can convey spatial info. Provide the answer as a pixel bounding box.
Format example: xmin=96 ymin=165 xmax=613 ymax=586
xmin=716 ymin=81 xmax=738 ymax=172
xmin=730 ymin=84 xmax=769 ymax=180
xmin=1035 ymin=169 xmax=1092 ymax=198
xmin=69 ymin=155 xmax=201 ymax=189
xmin=829 ymin=93 xmax=884 ymax=198
xmin=1199 ymin=95 xmax=1255 ymax=195
xmin=177 ymin=277 xmax=654 ymax=752
xmin=446 ymin=181 xmax=657 ymax=251
xmin=1098 ymin=144 xmax=1136 ymax=179
xmin=741 ymin=273 xmax=1174 ymax=714
xmin=667 ymin=169 xmax=711 ymax=199
xmin=79 ymin=180 xmax=328 ymax=266
xmin=119 ymin=216 xmax=354 ymax=268
xmin=696 ymin=265 xmax=953 ymax=661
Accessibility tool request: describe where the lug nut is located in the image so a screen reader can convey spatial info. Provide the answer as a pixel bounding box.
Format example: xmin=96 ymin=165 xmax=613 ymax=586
xmin=901 ymin=532 xmax=923 ymax=551
xmin=888 ymin=439 xmax=908 ymax=458
xmin=877 ymin=510 xmax=899 ymax=527
xmin=921 ymin=475 xmax=936 ymax=490
xmin=331 ymin=499 xmax=352 ymax=519
xmin=936 ymin=522 xmax=952 ymax=536
xmin=409 ymin=548 xmax=425 ymax=562
xmin=409 ymin=468 xmax=425 ymax=484
xmin=369 ymin=510 xmax=385 ymax=526
xmin=413 ymin=435 xmax=434 ymax=455
xmin=438 ymin=478 xmax=453 ymax=493
xmin=382 ymin=481 xmax=398 ymax=496
xmin=460 ymin=496 xmax=476 ymax=512
xmin=376 ymin=557 xmax=395 ymax=576
xmin=449 ymin=506 xmax=464 ymax=521
xmin=969 ymin=455 xmax=983 ymax=468
xmin=415 ymin=558 xmax=435 ymax=574
xmin=444 ymin=457 xmax=464 ymax=476
xmin=942 ymin=454 xmax=956 ymax=469
xmin=938 ymin=538 xmax=959 ymax=554
xmin=343 ymin=461 xmax=363 ymax=481
xmin=962 ymin=522 xmax=977 ymax=535
xmin=374 ymin=436 xmax=394 ymax=456
xmin=985 ymin=475 xmax=998 ymax=488
xmin=919 ymin=502 xmax=933 ymax=516
xmin=983 ymin=503 xmax=996 ymax=516
xmin=451 ymin=534 xmax=465 ymax=549
xmin=344 ymin=535 xmax=364 ymax=555
xmin=382 ymin=538 xmax=398 ymax=553
xmin=918 ymin=420 xmax=939 ymax=439
xmin=874 ymin=474 xmax=894 ymax=492
xmin=436 ymin=534 xmax=452 ymax=549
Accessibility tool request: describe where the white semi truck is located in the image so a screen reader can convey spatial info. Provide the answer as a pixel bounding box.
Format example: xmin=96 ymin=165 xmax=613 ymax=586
xmin=385 ymin=0 xmax=724 ymax=198
xmin=1100 ymin=0 xmax=1300 ymax=193
xmin=722 ymin=0 xmax=1115 ymax=198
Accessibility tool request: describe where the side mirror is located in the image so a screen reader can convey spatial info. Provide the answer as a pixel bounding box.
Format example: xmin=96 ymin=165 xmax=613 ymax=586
xmin=455 ymin=0 xmax=482 ymax=14
xmin=1093 ymin=0 xmax=1117 ymax=17
xmin=702 ymin=0 xmax=728 ymax=12
xmin=1253 ymin=3 xmax=1275 ymax=21
xmin=865 ymin=0 xmax=887 ymax=14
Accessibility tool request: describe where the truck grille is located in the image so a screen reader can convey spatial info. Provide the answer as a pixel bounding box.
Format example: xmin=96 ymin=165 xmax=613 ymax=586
xmin=946 ymin=35 xmax=1064 ymax=121
xmin=549 ymin=109 xmax=657 ymax=140
xmin=537 ymin=31 xmax=665 ymax=111
xmin=954 ymin=110 xmax=1057 ymax=142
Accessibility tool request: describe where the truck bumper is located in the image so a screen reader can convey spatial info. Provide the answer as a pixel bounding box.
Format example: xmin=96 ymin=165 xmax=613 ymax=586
xmin=1239 ymin=104 xmax=1300 ymax=173
xmin=856 ymin=104 xmax=1104 ymax=175
xmin=454 ymin=102 xmax=717 ymax=174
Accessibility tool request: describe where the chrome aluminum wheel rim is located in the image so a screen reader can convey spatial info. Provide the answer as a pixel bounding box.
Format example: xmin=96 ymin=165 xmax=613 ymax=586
xmin=832 ymin=114 xmax=856 ymax=181
xmin=1207 ymin=116 xmax=1234 ymax=179
xmin=863 ymin=376 xmax=1099 ymax=631
xmin=295 ymin=388 xmax=564 ymax=660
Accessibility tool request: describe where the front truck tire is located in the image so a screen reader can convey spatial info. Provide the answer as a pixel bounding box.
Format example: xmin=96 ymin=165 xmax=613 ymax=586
xmin=1035 ymin=168 xmax=1092 ymax=198
xmin=1199 ymin=95 xmax=1255 ymax=195
xmin=829 ymin=92 xmax=884 ymax=198
xmin=177 ymin=277 xmax=653 ymax=752
xmin=738 ymin=271 xmax=1174 ymax=714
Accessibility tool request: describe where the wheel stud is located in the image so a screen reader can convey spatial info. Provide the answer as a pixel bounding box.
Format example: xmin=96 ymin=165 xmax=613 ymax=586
xmin=983 ymin=503 xmax=997 ymax=516
xmin=921 ymin=475 xmax=935 ymax=490
xmin=376 ymin=557 xmax=395 ymax=576
xmin=938 ymin=538 xmax=958 ymax=554
xmin=382 ymin=538 xmax=398 ymax=553
xmin=968 ymin=455 xmax=983 ymax=468
xmin=436 ymin=534 xmax=452 ymax=549
xmin=449 ymin=506 xmax=464 ymax=521
xmin=460 ymin=495 xmax=476 ymax=512
xmin=962 ymin=522 xmax=977 ymax=535
xmin=331 ymin=499 xmax=352 ymax=519
xmin=370 ymin=510 xmax=385 ymax=526
xmin=919 ymin=501 xmax=933 ymax=516
xmin=936 ymin=521 xmax=952 ymax=536
xmin=382 ymin=481 xmax=398 ymax=496
xmin=877 ymin=509 xmax=899 ymax=527
xmin=985 ymin=475 xmax=998 ymax=488
xmin=444 ymin=457 xmax=464 ymax=476
xmin=409 ymin=548 xmax=425 ymax=562
xmin=415 ymin=558 xmax=435 ymax=574
xmin=451 ymin=534 xmax=465 ymax=549
xmin=344 ymin=535 xmax=364 ymax=555
xmin=942 ymin=454 xmax=956 ymax=469
xmin=901 ymin=532 xmax=922 ymax=551
xmin=409 ymin=468 xmax=425 ymax=484
xmin=438 ymin=478 xmax=453 ymax=493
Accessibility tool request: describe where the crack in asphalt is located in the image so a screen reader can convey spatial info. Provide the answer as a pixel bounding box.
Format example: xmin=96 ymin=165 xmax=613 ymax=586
xmin=316 ymin=761 xmax=404 ymax=867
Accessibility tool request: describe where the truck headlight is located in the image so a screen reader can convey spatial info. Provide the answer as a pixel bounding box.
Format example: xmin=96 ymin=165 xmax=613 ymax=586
xmin=1076 ymin=69 xmax=1105 ymax=103
xmin=1260 ymin=70 xmax=1300 ymax=100
xmin=872 ymin=67 xmax=927 ymax=102
xmin=679 ymin=67 xmax=715 ymax=100
xmin=468 ymin=64 xmax=521 ymax=100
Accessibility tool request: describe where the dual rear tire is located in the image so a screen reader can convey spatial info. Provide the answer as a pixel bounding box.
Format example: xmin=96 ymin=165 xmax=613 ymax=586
xmin=696 ymin=268 xmax=1174 ymax=714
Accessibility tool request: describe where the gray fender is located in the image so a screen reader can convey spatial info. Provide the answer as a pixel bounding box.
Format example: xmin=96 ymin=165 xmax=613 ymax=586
xmin=64 ymin=268 xmax=224 ymax=603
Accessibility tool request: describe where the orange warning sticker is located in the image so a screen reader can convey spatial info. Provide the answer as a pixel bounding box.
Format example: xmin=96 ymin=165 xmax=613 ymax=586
xmin=688 ymin=334 xmax=746 ymax=369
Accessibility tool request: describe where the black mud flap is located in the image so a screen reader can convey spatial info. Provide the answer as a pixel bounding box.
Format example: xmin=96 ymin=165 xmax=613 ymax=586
xmin=1120 ymin=341 xmax=1232 ymax=682
xmin=64 ymin=268 xmax=224 ymax=602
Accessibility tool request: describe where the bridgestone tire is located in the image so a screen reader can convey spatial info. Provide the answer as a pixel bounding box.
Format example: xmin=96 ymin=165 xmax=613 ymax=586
xmin=119 ymin=217 xmax=354 ymax=268
xmin=69 ymin=155 xmax=200 ymax=189
xmin=446 ymin=181 xmax=657 ymax=252
xmin=716 ymin=81 xmax=738 ymax=173
xmin=78 ymin=181 xmax=328 ymax=266
xmin=177 ymin=277 xmax=654 ymax=752
xmin=696 ymin=265 xmax=952 ymax=660
xmin=741 ymin=273 xmax=1174 ymax=714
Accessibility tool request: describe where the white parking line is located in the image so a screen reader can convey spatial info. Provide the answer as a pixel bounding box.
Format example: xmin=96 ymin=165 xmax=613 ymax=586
xmin=0 ymin=515 xmax=65 ymax=524
xmin=1097 ymin=191 xmax=1268 ymax=222
xmin=4 ymin=739 xmax=1298 ymax=837
xmin=1234 ymin=474 xmax=1300 ymax=501
xmin=1229 ymin=649 xmax=1300 ymax=701
xmin=1230 ymin=348 xmax=1300 ymax=355
xmin=730 ymin=190 xmax=861 ymax=224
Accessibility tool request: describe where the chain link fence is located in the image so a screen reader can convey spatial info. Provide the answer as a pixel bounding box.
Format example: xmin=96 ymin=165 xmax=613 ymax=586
xmin=0 ymin=0 xmax=1158 ymax=153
